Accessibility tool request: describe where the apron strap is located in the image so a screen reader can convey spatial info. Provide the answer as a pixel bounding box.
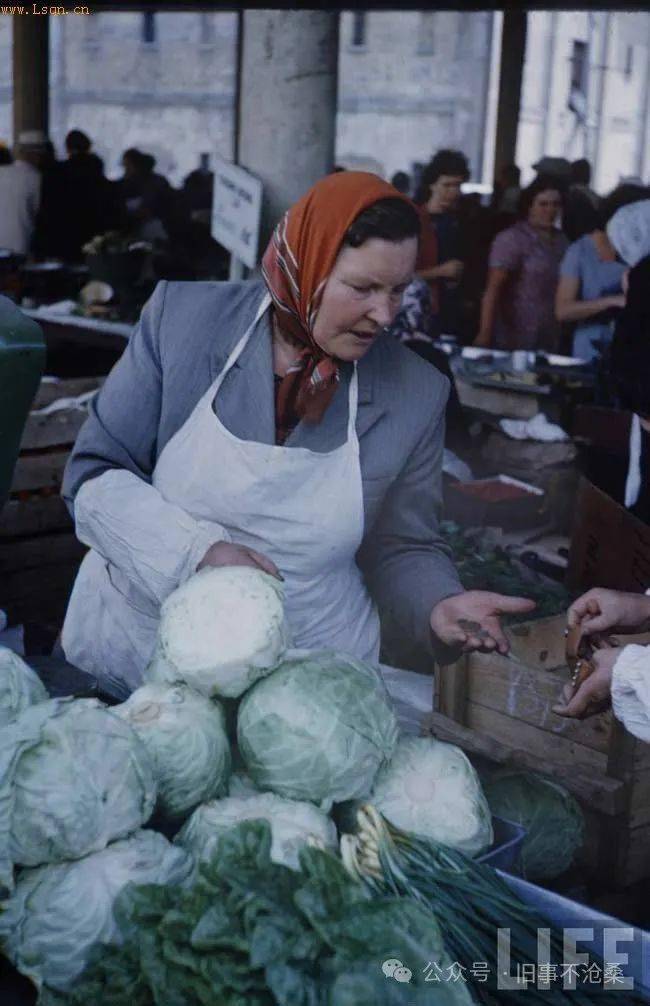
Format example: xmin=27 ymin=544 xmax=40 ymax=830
xmin=347 ymin=364 xmax=360 ymax=449
xmin=219 ymin=292 xmax=272 ymax=379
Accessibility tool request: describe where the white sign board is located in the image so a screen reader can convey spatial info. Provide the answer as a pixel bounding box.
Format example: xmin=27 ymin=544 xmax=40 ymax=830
xmin=211 ymin=158 xmax=263 ymax=270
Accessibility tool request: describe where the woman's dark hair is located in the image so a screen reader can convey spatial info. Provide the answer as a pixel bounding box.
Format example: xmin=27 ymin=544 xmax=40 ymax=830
xmin=390 ymin=170 xmax=411 ymax=195
xmin=598 ymin=183 xmax=649 ymax=230
xmin=65 ymin=129 xmax=91 ymax=155
xmin=344 ymin=198 xmax=420 ymax=247
xmin=611 ymin=256 xmax=650 ymax=415
xmin=414 ymin=149 xmax=470 ymax=204
xmin=517 ymin=175 xmax=565 ymax=220
xmin=571 ymin=158 xmax=591 ymax=186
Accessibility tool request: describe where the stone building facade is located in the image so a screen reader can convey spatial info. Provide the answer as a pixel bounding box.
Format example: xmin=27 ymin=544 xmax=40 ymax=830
xmin=516 ymin=11 xmax=650 ymax=191
xmin=0 ymin=10 xmax=649 ymax=194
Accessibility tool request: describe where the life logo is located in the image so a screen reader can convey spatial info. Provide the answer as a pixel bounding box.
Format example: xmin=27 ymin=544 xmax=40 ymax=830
xmin=382 ymin=958 xmax=412 ymax=983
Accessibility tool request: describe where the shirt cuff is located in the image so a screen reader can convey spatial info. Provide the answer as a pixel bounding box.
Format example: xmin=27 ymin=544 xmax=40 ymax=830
xmin=177 ymin=520 xmax=233 ymax=587
xmin=611 ymin=644 xmax=650 ymax=743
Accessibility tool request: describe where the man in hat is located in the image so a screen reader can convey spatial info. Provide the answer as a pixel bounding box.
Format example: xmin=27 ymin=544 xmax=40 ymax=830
xmin=0 ymin=130 xmax=45 ymax=255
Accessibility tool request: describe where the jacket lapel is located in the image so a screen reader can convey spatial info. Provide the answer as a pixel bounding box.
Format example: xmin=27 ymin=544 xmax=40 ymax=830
xmin=208 ymin=285 xmax=276 ymax=445
xmin=355 ymin=343 xmax=387 ymax=440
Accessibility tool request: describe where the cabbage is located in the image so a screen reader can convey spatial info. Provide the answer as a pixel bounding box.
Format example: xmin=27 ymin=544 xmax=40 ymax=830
xmin=114 ymin=684 xmax=231 ymax=819
xmin=228 ymin=770 xmax=260 ymax=797
xmin=146 ymin=566 xmax=289 ymax=699
xmin=364 ymin=737 xmax=494 ymax=856
xmin=0 ymin=698 xmax=156 ymax=893
xmin=484 ymin=770 xmax=585 ymax=880
xmin=0 ymin=830 xmax=193 ymax=992
xmin=0 ymin=645 xmax=48 ymax=726
xmin=175 ymin=792 xmax=337 ymax=870
xmin=237 ymin=650 xmax=398 ymax=807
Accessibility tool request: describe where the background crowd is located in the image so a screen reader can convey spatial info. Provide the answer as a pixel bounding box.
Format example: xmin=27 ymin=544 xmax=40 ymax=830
xmin=1 ymin=127 xmax=649 ymax=374
xmin=0 ymin=128 xmax=227 ymax=282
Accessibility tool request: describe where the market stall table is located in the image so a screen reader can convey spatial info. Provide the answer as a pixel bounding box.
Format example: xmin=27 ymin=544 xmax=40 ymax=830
xmin=22 ymin=307 xmax=132 ymax=377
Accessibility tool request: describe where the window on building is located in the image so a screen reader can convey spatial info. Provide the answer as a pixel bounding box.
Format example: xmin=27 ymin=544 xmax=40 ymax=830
xmin=351 ymin=12 xmax=366 ymax=49
xmin=569 ymin=40 xmax=588 ymax=94
xmin=568 ymin=39 xmax=588 ymax=119
xmin=200 ymin=12 xmax=215 ymax=45
xmin=142 ymin=11 xmax=156 ymax=45
xmin=625 ymin=45 xmax=634 ymax=78
xmin=417 ymin=12 xmax=435 ymax=55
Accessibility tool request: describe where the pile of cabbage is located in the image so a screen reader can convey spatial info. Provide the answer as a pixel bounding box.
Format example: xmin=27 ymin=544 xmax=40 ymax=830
xmin=0 ymin=566 xmax=498 ymax=1000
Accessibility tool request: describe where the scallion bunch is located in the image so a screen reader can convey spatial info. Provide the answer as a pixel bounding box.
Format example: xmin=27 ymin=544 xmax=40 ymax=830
xmin=341 ymin=805 xmax=642 ymax=1005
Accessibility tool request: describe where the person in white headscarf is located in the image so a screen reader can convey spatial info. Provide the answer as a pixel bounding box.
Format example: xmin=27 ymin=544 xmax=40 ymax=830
xmin=554 ymin=204 xmax=650 ymax=737
xmin=606 ymin=199 xmax=650 ymax=520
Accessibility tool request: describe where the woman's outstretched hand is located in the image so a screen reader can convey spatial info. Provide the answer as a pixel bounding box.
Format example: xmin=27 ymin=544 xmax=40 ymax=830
xmin=430 ymin=590 xmax=536 ymax=655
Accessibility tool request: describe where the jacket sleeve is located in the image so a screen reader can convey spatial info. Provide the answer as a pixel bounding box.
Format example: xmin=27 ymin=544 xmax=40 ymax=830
xmin=611 ymin=644 xmax=650 ymax=743
xmin=358 ymin=377 xmax=464 ymax=663
xmin=61 ymin=281 xmax=231 ymax=606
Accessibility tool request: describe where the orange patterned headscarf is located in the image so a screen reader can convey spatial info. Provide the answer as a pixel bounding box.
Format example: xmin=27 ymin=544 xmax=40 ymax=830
xmin=261 ymin=171 xmax=433 ymax=443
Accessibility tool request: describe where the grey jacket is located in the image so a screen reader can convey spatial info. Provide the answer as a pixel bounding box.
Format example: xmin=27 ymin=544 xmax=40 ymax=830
xmin=63 ymin=280 xmax=463 ymax=661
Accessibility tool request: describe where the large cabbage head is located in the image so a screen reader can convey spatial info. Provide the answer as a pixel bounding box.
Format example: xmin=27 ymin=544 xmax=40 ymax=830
xmin=365 ymin=736 xmax=494 ymax=856
xmin=0 ymin=646 xmax=48 ymax=726
xmin=484 ymin=770 xmax=585 ymax=880
xmin=175 ymin=792 xmax=337 ymax=870
xmin=114 ymin=684 xmax=231 ymax=819
xmin=0 ymin=829 xmax=193 ymax=992
xmin=0 ymin=698 xmax=157 ymax=893
xmin=237 ymin=650 xmax=399 ymax=807
xmin=145 ymin=566 xmax=289 ymax=699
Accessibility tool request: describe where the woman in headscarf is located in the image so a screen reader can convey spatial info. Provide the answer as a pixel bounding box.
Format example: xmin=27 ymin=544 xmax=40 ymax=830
xmin=60 ymin=171 xmax=532 ymax=698
xmin=554 ymin=184 xmax=646 ymax=363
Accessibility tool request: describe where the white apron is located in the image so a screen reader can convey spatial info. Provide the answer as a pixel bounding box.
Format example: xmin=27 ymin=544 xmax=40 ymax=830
xmin=63 ymin=294 xmax=380 ymax=696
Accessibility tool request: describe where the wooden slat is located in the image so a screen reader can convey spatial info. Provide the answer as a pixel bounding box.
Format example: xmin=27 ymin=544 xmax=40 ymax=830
xmin=0 ymin=560 xmax=83 ymax=626
xmin=629 ymin=771 xmax=650 ymax=829
xmin=465 ymin=653 xmax=613 ymax=755
xmin=436 ymin=654 xmax=469 ymax=723
xmin=20 ymin=410 xmax=87 ymax=451
xmin=617 ymin=822 xmax=650 ymax=886
xmin=0 ymin=532 xmax=85 ymax=575
xmin=427 ymin=712 xmax=628 ymax=817
xmin=0 ymin=496 xmax=72 ymax=538
xmin=9 ymin=450 xmax=70 ymax=493
xmin=466 ymin=702 xmax=609 ymax=775
xmin=32 ymin=377 xmax=103 ymax=410
xmin=505 ymin=614 xmax=567 ymax=671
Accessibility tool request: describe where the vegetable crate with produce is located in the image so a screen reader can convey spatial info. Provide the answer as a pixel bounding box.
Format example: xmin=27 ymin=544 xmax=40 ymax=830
xmin=0 ymin=568 xmax=646 ymax=1004
xmin=435 ymin=612 xmax=650 ymax=888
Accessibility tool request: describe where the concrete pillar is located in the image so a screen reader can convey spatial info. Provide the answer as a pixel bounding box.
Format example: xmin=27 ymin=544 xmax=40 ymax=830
xmin=237 ymin=10 xmax=339 ymax=253
xmin=12 ymin=13 xmax=49 ymax=144
xmin=540 ymin=11 xmax=559 ymax=161
xmin=492 ymin=11 xmax=527 ymax=177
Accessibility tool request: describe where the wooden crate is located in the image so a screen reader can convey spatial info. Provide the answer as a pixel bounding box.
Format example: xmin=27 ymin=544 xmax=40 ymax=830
xmin=0 ymin=378 xmax=101 ymax=630
xmin=432 ymin=613 xmax=650 ymax=888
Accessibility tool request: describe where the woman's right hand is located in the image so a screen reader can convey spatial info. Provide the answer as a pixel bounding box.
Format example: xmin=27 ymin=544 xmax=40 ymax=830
xmin=197 ymin=542 xmax=284 ymax=581
xmin=567 ymin=588 xmax=650 ymax=635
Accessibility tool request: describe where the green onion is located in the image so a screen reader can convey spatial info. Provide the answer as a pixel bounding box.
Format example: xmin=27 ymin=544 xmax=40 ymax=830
xmin=343 ymin=804 xmax=643 ymax=1005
